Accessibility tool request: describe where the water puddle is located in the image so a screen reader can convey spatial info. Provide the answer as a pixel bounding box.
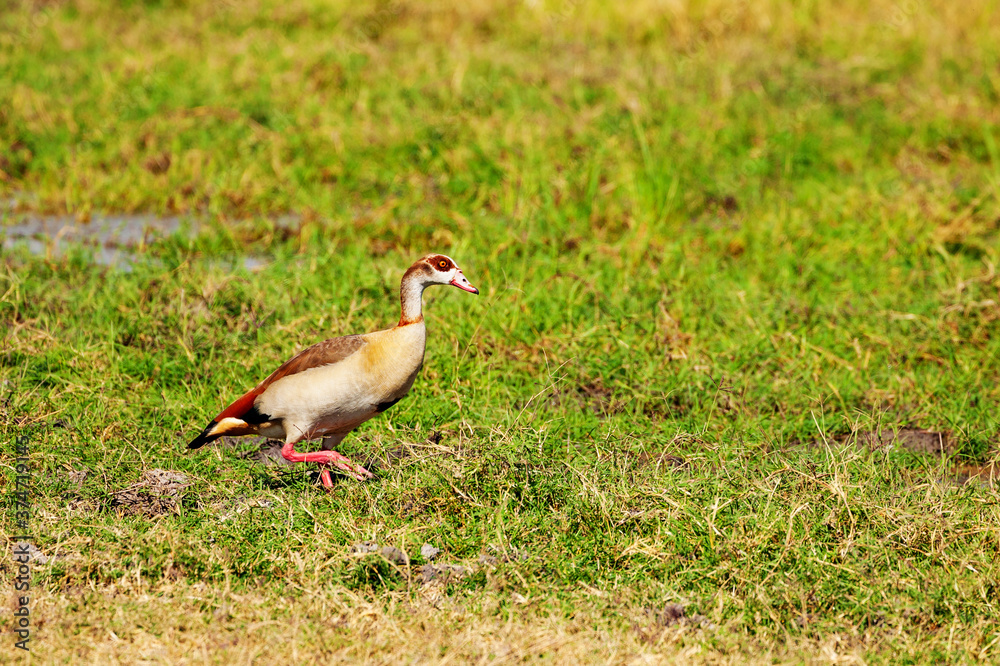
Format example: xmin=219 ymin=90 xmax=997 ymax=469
xmin=1 ymin=212 xmax=267 ymax=272
xmin=951 ymin=462 xmax=1000 ymax=486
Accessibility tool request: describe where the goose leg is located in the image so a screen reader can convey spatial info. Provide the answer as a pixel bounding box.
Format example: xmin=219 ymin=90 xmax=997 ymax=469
xmin=319 ymin=468 xmax=335 ymax=488
xmin=280 ymin=438 xmax=373 ymax=484
xmin=320 ymin=432 xmax=374 ymax=484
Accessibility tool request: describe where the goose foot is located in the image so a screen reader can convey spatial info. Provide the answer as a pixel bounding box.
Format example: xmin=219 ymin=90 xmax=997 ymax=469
xmin=281 ymin=442 xmax=374 ymax=484
xmin=319 ymin=457 xmax=374 ymax=486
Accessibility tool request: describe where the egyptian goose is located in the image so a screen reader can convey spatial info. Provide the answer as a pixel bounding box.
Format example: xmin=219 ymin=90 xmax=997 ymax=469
xmin=188 ymin=254 xmax=478 ymax=486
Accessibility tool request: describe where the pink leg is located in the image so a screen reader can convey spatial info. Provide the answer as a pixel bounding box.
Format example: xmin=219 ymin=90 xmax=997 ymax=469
xmin=320 ymin=468 xmax=335 ymax=488
xmin=281 ymin=441 xmax=374 ymax=483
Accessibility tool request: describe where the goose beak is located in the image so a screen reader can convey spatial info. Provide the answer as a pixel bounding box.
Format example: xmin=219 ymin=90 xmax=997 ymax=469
xmin=450 ymin=270 xmax=479 ymax=294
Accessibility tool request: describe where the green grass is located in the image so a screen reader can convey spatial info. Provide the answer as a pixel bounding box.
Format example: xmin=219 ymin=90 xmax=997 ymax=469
xmin=2 ymin=0 xmax=1000 ymax=661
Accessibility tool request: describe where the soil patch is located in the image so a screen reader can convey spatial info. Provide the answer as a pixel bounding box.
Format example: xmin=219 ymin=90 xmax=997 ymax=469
xmin=634 ymin=603 xmax=714 ymax=643
xmin=850 ymin=428 xmax=952 ymax=455
xmin=547 ymin=379 xmax=622 ymax=416
xmin=362 ymin=444 xmax=414 ymax=473
xmin=950 ymin=462 xmax=1000 ymax=486
xmin=420 ymin=563 xmax=468 ymax=584
xmin=791 ymin=428 xmax=998 ymax=485
xmin=793 ymin=428 xmax=953 ymax=455
xmin=237 ymin=440 xmax=294 ymax=467
xmin=108 ymin=469 xmax=191 ymax=517
xmin=632 ymin=451 xmax=690 ymax=471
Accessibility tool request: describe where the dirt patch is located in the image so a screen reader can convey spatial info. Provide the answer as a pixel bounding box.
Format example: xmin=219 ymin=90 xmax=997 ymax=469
xmin=67 ymin=469 xmax=88 ymax=485
xmin=379 ymin=546 xmax=409 ymax=565
xmin=634 ymin=603 xmax=714 ymax=643
xmin=349 ymin=540 xmax=487 ymax=586
xmin=793 ymin=428 xmax=953 ymax=455
xmin=237 ymin=440 xmax=294 ymax=467
xmin=654 ymin=603 xmax=711 ymax=628
xmin=143 ymin=152 xmax=171 ymax=175
xmin=67 ymin=499 xmax=97 ymax=513
xmin=12 ymin=542 xmax=49 ymax=565
xmin=362 ymin=444 xmax=414 ymax=473
xmin=850 ymin=428 xmax=952 ymax=455
xmin=547 ymin=379 xmax=622 ymax=416
xmin=479 ymin=544 xmax=530 ymax=567
xmin=350 ymin=542 xmax=410 ymax=565
xmin=791 ymin=428 xmax=1000 ymax=485
xmin=951 ymin=462 xmax=1000 ymax=486
xmin=214 ymin=496 xmax=274 ymax=522
xmin=632 ymin=451 xmax=689 ymax=471
xmin=420 ymin=563 xmax=469 ymax=584
xmin=705 ymin=193 xmax=740 ymax=215
xmin=421 ymin=543 xmax=441 ymax=561
xmin=351 ymin=541 xmax=380 ymax=555
xmin=109 ymin=469 xmax=191 ymax=518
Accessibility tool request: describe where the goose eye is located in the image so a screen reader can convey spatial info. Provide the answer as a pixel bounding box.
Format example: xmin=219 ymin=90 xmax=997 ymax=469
xmin=438 ymin=260 xmax=448 ymax=269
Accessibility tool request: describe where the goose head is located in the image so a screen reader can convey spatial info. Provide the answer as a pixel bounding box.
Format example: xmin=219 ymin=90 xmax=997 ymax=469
xmin=417 ymin=254 xmax=479 ymax=294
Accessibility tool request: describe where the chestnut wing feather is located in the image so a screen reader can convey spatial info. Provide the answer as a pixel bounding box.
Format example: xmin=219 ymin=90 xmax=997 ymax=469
xmin=214 ymin=334 xmax=368 ymax=421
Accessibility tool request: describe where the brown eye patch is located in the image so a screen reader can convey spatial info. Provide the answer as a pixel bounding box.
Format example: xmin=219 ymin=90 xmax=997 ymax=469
xmin=427 ymin=255 xmax=454 ymax=271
